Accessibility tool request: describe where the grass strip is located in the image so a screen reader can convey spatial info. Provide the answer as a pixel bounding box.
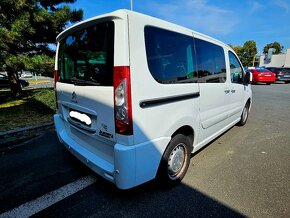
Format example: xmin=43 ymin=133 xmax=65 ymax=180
xmin=0 ymin=88 xmax=56 ymax=132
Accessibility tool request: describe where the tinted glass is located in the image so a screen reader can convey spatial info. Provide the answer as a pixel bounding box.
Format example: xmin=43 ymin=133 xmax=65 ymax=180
xmin=256 ymin=69 xmax=270 ymax=72
xmin=229 ymin=51 xmax=244 ymax=84
xmin=195 ymin=38 xmax=226 ymax=83
xmin=145 ymin=26 xmax=197 ymax=84
xmin=58 ymin=21 xmax=114 ymax=86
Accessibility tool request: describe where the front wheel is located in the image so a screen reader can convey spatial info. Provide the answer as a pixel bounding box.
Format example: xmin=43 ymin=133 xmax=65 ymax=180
xmin=238 ymin=103 xmax=250 ymax=126
xmin=157 ymin=134 xmax=192 ymax=188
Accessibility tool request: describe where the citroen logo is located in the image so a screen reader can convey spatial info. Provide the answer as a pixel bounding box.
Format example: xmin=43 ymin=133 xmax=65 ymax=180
xmin=72 ymin=91 xmax=77 ymax=103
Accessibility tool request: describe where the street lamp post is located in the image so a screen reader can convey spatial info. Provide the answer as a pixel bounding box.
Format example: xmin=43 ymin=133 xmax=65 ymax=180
xmin=130 ymin=0 xmax=133 ymax=11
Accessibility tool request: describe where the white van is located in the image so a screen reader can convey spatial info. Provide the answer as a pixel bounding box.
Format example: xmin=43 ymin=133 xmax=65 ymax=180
xmin=54 ymin=10 xmax=252 ymax=189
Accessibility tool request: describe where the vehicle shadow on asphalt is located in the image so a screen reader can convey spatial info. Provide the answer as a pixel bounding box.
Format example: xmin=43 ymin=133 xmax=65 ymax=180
xmin=33 ymin=170 xmax=245 ymax=217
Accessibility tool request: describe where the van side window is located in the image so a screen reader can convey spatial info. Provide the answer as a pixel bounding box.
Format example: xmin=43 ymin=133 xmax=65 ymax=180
xmin=145 ymin=26 xmax=197 ymax=84
xmin=228 ymin=51 xmax=244 ymax=84
xmin=195 ymin=38 xmax=226 ymax=83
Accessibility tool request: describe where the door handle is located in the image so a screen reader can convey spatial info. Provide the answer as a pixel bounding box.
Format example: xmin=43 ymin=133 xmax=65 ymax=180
xmin=231 ymin=89 xmax=236 ymax=93
xmin=224 ymin=89 xmax=230 ymax=94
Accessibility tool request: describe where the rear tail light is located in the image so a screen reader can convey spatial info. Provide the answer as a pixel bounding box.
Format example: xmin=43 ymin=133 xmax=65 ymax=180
xmin=54 ymin=70 xmax=59 ymax=89
xmin=54 ymin=70 xmax=59 ymax=110
xmin=113 ymin=66 xmax=133 ymax=135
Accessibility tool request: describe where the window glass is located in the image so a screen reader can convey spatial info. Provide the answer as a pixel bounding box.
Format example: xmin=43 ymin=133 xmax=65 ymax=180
xmin=256 ymin=69 xmax=270 ymax=73
xmin=228 ymin=51 xmax=244 ymax=84
xmin=145 ymin=26 xmax=197 ymax=84
xmin=195 ymin=38 xmax=226 ymax=83
xmin=58 ymin=21 xmax=114 ymax=86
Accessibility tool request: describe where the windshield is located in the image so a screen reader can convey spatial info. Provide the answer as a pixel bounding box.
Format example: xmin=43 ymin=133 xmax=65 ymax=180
xmin=58 ymin=21 xmax=114 ymax=86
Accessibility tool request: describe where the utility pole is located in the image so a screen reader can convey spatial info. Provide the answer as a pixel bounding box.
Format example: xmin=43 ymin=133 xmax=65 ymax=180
xmin=130 ymin=0 xmax=133 ymax=11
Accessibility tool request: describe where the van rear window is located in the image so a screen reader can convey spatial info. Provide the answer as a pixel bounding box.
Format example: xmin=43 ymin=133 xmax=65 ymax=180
xmin=58 ymin=21 xmax=114 ymax=86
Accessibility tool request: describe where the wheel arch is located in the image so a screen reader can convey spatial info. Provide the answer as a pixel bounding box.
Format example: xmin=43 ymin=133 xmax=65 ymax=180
xmin=246 ymin=98 xmax=252 ymax=111
xmin=171 ymin=125 xmax=194 ymax=151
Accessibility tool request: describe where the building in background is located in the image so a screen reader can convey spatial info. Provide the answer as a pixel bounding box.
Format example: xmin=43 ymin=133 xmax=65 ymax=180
xmin=259 ymin=49 xmax=290 ymax=67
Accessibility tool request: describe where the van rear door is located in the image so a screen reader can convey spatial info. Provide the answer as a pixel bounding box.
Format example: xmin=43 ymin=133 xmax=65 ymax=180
xmin=56 ymin=21 xmax=116 ymax=142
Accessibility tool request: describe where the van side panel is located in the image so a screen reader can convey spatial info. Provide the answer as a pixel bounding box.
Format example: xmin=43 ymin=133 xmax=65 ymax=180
xmin=128 ymin=14 xmax=200 ymax=145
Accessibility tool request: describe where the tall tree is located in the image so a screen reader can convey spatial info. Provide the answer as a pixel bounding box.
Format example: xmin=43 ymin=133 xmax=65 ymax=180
xmin=240 ymin=40 xmax=257 ymax=67
xmin=263 ymin=42 xmax=284 ymax=54
xmin=232 ymin=45 xmax=244 ymax=59
xmin=0 ymin=0 xmax=83 ymax=98
xmin=229 ymin=41 xmax=257 ymax=67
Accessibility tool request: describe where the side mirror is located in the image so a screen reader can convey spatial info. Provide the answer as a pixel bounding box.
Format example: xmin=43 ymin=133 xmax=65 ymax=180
xmin=244 ymin=71 xmax=252 ymax=85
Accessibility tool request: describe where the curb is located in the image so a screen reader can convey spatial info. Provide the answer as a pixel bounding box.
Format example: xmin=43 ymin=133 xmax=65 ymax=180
xmin=0 ymin=122 xmax=54 ymax=149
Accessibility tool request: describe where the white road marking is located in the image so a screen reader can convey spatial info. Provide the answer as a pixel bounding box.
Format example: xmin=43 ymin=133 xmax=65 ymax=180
xmin=0 ymin=175 xmax=96 ymax=218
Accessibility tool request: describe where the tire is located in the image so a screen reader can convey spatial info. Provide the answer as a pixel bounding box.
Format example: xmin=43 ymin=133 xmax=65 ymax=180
xmin=266 ymin=83 xmax=271 ymax=85
xmin=285 ymin=81 xmax=290 ymax=84
xmin=157 ymin=134 xmax=192 ymax=188
xmin=238 ymin=103 xmax=250 ymax=126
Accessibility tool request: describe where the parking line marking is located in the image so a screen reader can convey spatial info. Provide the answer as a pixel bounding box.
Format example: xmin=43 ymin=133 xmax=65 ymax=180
xmin=0 ymin=175 xmax=96 ymax=218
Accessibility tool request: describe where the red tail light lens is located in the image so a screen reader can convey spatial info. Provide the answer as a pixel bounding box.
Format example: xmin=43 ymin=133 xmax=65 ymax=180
xmin=54 ymin=70 xmax=59 ymax=110
xmin=113 ymin=66 xmax=133 ymax=135
xmin=54 ymin=70 xmax=59 ymax=89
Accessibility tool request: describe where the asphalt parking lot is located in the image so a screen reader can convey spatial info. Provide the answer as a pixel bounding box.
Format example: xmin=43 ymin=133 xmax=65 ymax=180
xmin=0 ymin=83 xmax=289 ymax=217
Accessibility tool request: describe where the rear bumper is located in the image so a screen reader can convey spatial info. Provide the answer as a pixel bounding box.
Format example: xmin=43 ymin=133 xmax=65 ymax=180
xmin=253 ymin=76 xmax=275 ymax=83
xmin=54 ymin=114 xmax=170 ymax=189
xmin=277 ymin=76 xmax=290 ymax=81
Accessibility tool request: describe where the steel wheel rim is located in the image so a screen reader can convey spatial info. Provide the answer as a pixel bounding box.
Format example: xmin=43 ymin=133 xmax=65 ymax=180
xmin=167 ymin=143 xmax=186 ymax=179
xmin=242 ymin=106 xmax=248 ymax=123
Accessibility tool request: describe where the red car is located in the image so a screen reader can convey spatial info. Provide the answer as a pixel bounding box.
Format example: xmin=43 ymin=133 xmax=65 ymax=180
xmin=247 ymin=69 xmax=276 ymax=85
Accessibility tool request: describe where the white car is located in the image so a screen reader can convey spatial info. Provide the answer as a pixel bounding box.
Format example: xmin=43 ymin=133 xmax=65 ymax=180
xmin=54 ymin=10 xmax=252 ymax=189
xmin=21 ymin=71 xmax=33 ymax=78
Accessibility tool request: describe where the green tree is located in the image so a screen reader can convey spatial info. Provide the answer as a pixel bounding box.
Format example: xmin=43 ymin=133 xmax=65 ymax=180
xmin=263 ymin=42 xmax=284 ymax=54
xmin=240 ymin=40 xmax=257 ymax=67
xmin=232 ymin=45 xmax=243 ymax=59
xmin=0 ymin=0 xmax=83 ymax=98
xmin=229 ymin=41 xmax=257 ymax=67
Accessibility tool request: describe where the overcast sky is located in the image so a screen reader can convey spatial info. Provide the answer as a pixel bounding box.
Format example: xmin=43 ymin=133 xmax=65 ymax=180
xmin=69 ymin=0 xmax=290 ymax=53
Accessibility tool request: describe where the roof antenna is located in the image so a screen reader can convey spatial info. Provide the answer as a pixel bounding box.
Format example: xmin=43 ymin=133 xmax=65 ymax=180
xmin=130 ymin=0 xmax=133 ymax=11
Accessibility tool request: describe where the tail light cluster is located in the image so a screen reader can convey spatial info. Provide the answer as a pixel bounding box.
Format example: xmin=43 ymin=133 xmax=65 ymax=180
xmin=54 ymin=70 xmax=59 ymax=89
xmin=54 ymin=70 xmax=59 ymax=109
xmin=113 ymin=66 xmax=133 ymax=135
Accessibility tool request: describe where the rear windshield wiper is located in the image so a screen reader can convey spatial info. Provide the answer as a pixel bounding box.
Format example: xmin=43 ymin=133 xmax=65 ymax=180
xmin=71 ymin=77 xmax=100 ymax=86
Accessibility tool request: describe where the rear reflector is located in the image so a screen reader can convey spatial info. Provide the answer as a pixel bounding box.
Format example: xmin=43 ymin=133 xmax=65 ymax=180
xmin=113 ymin=66 xmax=133 ymax=135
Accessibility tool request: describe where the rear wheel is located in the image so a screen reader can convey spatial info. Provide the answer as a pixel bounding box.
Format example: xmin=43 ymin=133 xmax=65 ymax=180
xmin=285 ymin=81 xmax=290 ymax=84
xmin=266 ymin=83 xmax=271 ymax=85
xmin=238 ymin=103 xmax=250 ymax=126
xmin=157 ymin=134 xmax=192 ymax=188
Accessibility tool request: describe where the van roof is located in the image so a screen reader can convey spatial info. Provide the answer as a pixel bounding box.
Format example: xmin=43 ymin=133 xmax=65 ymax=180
xmin=56 ymin=9 xmax=231 ymax=50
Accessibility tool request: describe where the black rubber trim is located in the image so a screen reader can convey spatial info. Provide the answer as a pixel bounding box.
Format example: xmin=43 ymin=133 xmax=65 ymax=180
xmin=140 ymin=92 xmax=200 ymax=108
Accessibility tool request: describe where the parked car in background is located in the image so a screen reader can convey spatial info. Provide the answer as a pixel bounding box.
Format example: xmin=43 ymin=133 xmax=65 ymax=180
xmin=279 ymin=68 xmax=290 ymax=84
xmin=265 ymin=67 xmax=283 ymax=78
xmin=0 ymin=73 xmax=29 ymax=88
xmin=247 ymin=68 xmax=276 ymax=85
xmin=265 ymin=67 xmax=290 ymax=83
xmin=21 ymin=71 xmax=33 ymax=78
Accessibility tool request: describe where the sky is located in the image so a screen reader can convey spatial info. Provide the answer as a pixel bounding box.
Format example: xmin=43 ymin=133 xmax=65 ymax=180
xmin=68 ymin=0 xmax=290 ymax=53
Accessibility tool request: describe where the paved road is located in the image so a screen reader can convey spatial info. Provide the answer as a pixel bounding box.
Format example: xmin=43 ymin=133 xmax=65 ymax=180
xmin=0 ymin=84 xmax=289 ymax=217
